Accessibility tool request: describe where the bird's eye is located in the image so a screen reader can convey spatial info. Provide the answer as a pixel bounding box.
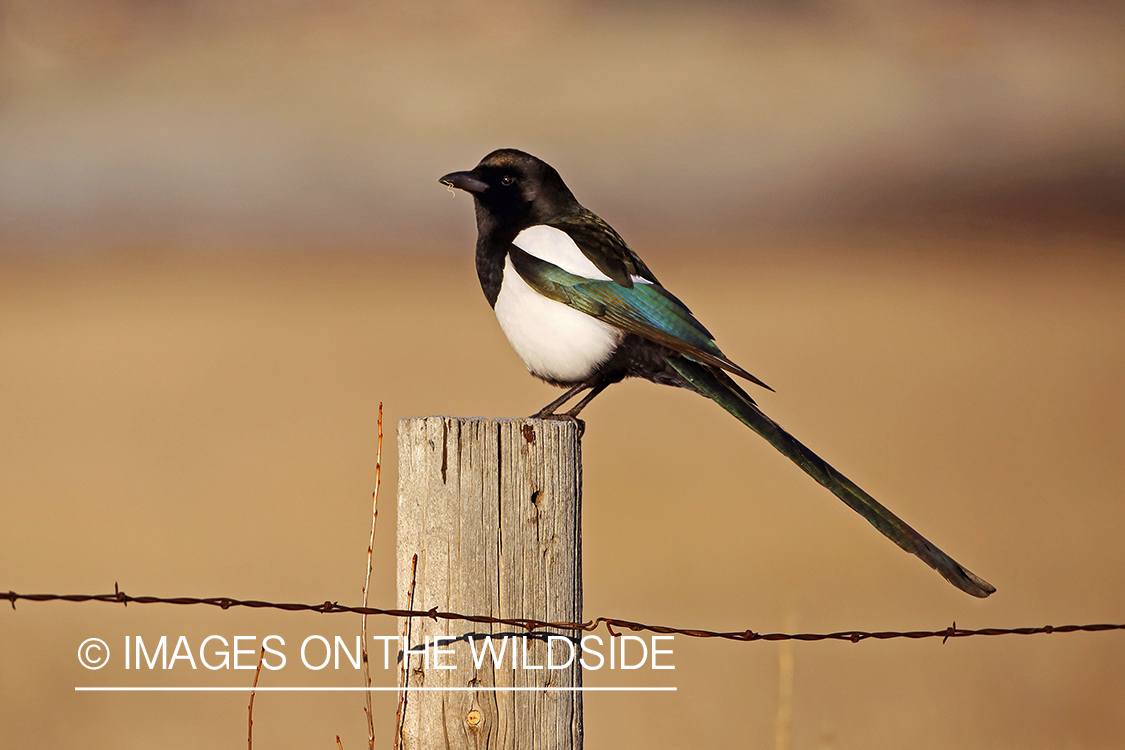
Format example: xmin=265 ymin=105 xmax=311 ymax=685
xmin=500 ymin=175 xmax=516 ymax=186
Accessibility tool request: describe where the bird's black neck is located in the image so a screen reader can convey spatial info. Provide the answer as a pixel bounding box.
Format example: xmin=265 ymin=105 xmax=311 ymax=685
xmin=470 ymin=191 xmax=580 ymax=308
xmin=475 ymin=233 xmax=509 ymax=308
xmin=473 ymin=205 xmax=522 ymax=308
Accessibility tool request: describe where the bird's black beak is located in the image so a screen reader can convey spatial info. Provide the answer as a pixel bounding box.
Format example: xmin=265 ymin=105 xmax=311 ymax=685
xmin=439 ymin=170 xmax=489 ymax=194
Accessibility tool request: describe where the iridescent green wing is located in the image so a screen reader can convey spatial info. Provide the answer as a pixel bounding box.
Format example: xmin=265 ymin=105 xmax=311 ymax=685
xmin=508 ymin=245 xmax=771 ymax=391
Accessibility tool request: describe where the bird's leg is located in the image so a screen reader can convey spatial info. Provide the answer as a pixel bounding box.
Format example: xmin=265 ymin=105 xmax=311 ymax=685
xmin=532 ymin=382 xmax=591 ymax=418
xmin=561 ymin=377 xmax=615 ymax=417
xmin=532 ymin=373 xmax=621 ymax=438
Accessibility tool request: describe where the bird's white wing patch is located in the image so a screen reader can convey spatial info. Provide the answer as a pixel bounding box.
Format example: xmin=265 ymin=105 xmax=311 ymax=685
xmin=513 ymin=224 xmax=654 ymax=285
xmin=512 ymin=225 xmax=611 ymax=281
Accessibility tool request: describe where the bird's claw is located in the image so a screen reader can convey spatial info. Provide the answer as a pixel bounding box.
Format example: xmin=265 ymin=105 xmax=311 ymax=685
xmin=529 ymin=412 xmax=586 ymax=438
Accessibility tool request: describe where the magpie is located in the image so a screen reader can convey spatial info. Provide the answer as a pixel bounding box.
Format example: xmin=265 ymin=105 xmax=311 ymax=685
xmin=439 ymin=148 xmax=995 ymax=598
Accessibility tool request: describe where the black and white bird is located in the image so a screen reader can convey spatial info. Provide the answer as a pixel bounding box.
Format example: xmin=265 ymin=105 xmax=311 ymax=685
xmin=439 ymin=148 xmax=994 ymax=598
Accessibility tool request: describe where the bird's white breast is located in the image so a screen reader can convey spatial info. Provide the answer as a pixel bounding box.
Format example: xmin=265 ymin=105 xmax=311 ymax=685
xmin=493 ymin=255 xmax=623 ymax=384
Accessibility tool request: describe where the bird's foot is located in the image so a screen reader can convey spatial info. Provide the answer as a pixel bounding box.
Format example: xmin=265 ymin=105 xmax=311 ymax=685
xmin=529 ymin=411 xmax=586 ymax=437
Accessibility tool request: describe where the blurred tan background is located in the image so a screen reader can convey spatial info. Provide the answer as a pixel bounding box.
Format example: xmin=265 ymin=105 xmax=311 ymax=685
xmin=1 ymin=1 xmax=1123 ymax=748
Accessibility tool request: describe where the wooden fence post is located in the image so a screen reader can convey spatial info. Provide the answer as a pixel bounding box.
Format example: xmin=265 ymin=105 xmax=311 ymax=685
xmin=397 ymin=416 xmax=583 ymax=750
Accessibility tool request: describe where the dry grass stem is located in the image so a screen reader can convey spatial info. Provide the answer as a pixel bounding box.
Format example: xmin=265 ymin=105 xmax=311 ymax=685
xmin=775 ymin=641 xmax=795 ymax=750
xmin=360 ymin=402 xmax=383 ymax=750
xmin=247 ymin=646 xmax=266 ymax=750
xmin=775 ymin=608 xmax=798 ymax=750
xmin=393 ymin=553 xmax=419 ymax=750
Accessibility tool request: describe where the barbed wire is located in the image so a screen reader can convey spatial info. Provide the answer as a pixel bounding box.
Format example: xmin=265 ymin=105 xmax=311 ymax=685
xmin=5 ymin=587 xmax=1124 ymax=644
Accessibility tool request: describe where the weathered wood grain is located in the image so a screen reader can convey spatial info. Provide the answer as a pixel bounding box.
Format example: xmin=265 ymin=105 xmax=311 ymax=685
xmin=397 ymin=416 xmax=583 ymax=750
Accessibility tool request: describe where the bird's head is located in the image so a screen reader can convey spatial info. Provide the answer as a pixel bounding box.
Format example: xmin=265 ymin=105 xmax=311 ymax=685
xmin=440 ymin=149 xmax=579 ymax=233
